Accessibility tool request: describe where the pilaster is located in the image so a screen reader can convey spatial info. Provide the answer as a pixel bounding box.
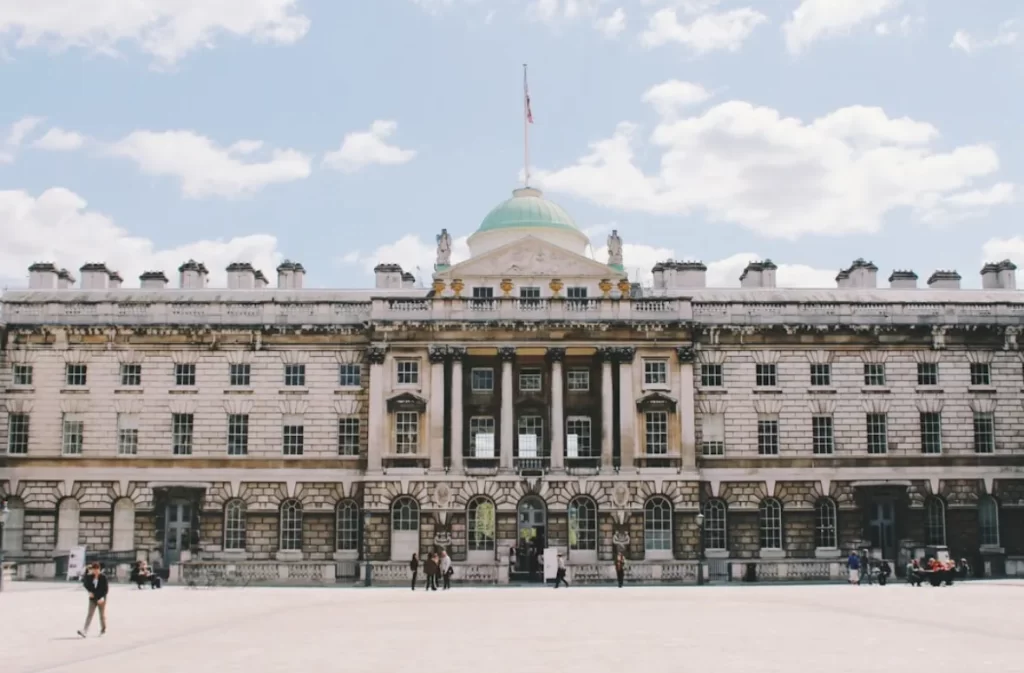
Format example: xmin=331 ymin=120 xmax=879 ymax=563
xmin=548 ymin=347 xmax=566 ymax=470
xmin=676 ymin=346 xmax=697 ymax=469
xmin=449 ymin=347 xmax=465 ymax=471
xmin=599 ymin=347 xmax=615 ymax=470
xmin=499 ymin=346 xmax=515 ymax=470
xmin=428 ymin=346 xmax=447 ymax=471
xmin=616 ymin=347 xmax=637 ymax=470
xmin=366 ymin=345 xmax=387 ymax=472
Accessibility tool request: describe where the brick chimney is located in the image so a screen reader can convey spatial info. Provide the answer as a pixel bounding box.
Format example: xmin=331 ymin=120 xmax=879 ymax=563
xmin=837 ymin=258 xmax=878 ymax=289
xmin=927 ymin=270 xmax=961 ymax=290
xmin=139 ymin=271 xmax=169 ymax=289
xmin=57 ymin=268 xmax=75 ymax=289
xmin=107 ymin=271 xmax=123 ymax=289
xmin=740 ymin=260 xmax=777 ymax=288
xmin=226 ymin=262 xmax=256 ymax=290
xmin=178 ymin=260 xmax=208 ymax=289
xmin=374 ymin=263 xmax=404 ymax=289
xmin=888 ymin=270 xmax=917 ymax=289
xmin=79 ymin=263 xmax=110 ymax=290
xmin=981 ymin=260 xmax=1017 ymax=290
xmin=28 ymin=262 xmax=59 ymax=289
xmin=254 ymin=270 xmax=269 ymax=288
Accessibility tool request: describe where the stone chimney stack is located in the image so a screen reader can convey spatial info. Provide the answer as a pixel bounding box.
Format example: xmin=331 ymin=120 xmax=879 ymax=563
xmin=254 ymin=270 xmax=269 ymax=288
xmin=927 ymin=270 xmax=961 ymax=290
xmin=888 ymin=270 xmax=917 ymax=289
xmin=835 ymin=269 xmax=850 ymax=288
xmin=276 ymin=261 xmax=305 ymax=289
xmin=651 ymin=262 xmax=667 ymax=289
xmin=178 ymin=260 xmax=208 ymax=289
xmin=401 ymin=272 xmax=416 ymax=288
xmin=79 ymin=263 xmax=109 ymax=290
xmin=981 ymin=260 xmax=1017 ymax=289
xmin=57 ymin=268 xmax=75 ymax=289
xmin=28 ymin=262 xmax=59 ymax=289
xmin=291 ymin=263 xmax=305 ymax=289
xmin=140 ymin=271 xmax=169 ymax=289
xmin=107 ymin=271 xmax=123 ymax=289
xmin=740 ymin=260 xmax=777 ymax=288
xmin=848 ymin=259 xmax=878 ymax=288
xmin=374 ymin=263 xmax=405 ymax=289
xmin=226 ymin=262 xmax=256 ymax=290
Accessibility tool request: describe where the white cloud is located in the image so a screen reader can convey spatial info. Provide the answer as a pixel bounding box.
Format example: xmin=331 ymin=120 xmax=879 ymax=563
xmin=641 ymin=80 xmax=712 ymax=118
xmin=917 ymin=183 xmax=1016 ymax=224
xmin=322 ymin=121 xmax=417 ymax=174
xmin=32 ymin=127 xmax=85 ymax=151
xmin=875 ymin=15 xmax=919 ymax=37
xmin=595 ymin=8 xmax=627 ymax=38
xmin=982 ymin=237 xmax=1024 ymax=267
xmin=783 ymin=0 xmax=900 ymax=54
xmin=0 ymin=187 xmax=284 ymax=287
xmin=108 ymin=130 xmax=311 ymax=199
xmin=0 ymin=116 xmax=42 ymax=163
xmin=0 ymin=0 xmax=310 ymax=66
xmin=641 ymin=7 xmax=767 ymax=54
xmin=533 ymin=89 xmax=1006 ymax=240
xmin=527 ymin=0 xmax=601 ymax=23
xmin=950 ymin=21 xmax=1018 ymax=54
xmin=341 ymin=233 xmax=471 ymax=282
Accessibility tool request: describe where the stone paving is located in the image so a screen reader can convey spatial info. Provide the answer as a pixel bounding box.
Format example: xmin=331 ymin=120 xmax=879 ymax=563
xmin=5 ymin=580 xmax=1024 ymax=673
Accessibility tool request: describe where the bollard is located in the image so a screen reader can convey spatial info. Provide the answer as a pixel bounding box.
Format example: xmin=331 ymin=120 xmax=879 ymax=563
xmin=364 ymin=561 xmax=373 ymax=587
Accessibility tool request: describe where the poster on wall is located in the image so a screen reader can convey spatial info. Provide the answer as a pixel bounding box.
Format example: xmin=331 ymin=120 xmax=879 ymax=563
xmin=67 ymin=546 xmax=87 ymax=581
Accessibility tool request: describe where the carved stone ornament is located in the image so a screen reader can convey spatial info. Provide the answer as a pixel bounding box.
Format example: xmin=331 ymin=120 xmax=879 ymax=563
xmin=498 ymin=346 xmax=516 ymax=361
xmin=431 ymin=278 xmax=445 ymax=295
xmin=599 ymin=279 xmax=613 ymax=297
xmin=366 ymin=346 xmax=387 ymax=365
xmin=427 ymin=346 xmax=448 ymax=364
xmin=448 ymin=346 xmax=467 ymax=361
xmin=615 ymin=346 xmax=636 ymax=363
xmin=546 ymin=347 xmax=566 ymax=363
xmin=434 ymin=483 xmax=453 ymax=509
xmin=500 ymin=278 xmax=514 ymax=297
xmin=617 ymin=278 xmax=631 ymax=295
xmin=612 ymin=530 xmax=630 ymax=548
xmin=1005 ymin=326 xmax=1019 ymax=351
xmin=676 ymin=346 xmax=695 ymax=364
xmin=434 ymin=531 xmax=452 ymax=548
xmin=549 ymin=278 xmax=564 ymax=297
xmin=597 ymin=347 xmax=616 ymax=362
xmin=612 ymin=483 xmax=630 ymax=508
xmin=450 ymin=279 xmax=465 ymax=298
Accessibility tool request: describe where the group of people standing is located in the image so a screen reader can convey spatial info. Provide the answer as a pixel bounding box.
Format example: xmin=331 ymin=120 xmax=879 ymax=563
xmin=409 ymin=551 xmax=453 ymax=591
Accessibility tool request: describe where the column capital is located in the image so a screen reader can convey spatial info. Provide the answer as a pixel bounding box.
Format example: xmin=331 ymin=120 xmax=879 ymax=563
xmin=448 ymin=346 xmax=467 ymax=362
xmin=366 ymin=345 xmax=387 ymax=365
xmin=614 ymin=346 xmax=636 ymax=363
xmin=546 ymin=347 xmax=566 ymax=363
xmin=597 ymin=347 xmax=617 ymax=362
xmin=427 ymin=346 xmax=448 ymax=364
xmin=676 ymin=346 xmax=696 ymax=364
xmin=498 ymin=346 xmax=517 ymax=362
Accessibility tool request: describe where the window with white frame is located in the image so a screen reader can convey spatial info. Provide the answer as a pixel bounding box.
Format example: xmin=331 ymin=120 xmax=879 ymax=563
xmin=917 ymin=362 xmax=938 ymax=386
xmin=471 ymin=367 xmax=494 ymax=392
xmin=2 ymin=498 xmax=25 ymax=554
xmin=920 ymin=412 xmax=942 ymax=454
xmin=227 ymin=414 xmax=249 ymax=456
xmin=396 ymin=359 xmax=419 ymax=386
xmin=758 ymin=498 xmax=783 ymax=549
xmin=866 ymin=413 xmax=888 ymax=454
xmin=518 ymin=368 xmax=541 ymax=392
xmin=702 ymin=499 xmax=727 ymax=550
xmin=973 ymin=412 xmax=995 ymax=454
xmin=62 ymin=415 xmax=84 ymax=455
xmin=757 ymin=417 xmax=779 ymax=456
xmin=566 ymin=416 xmax=592 ymax=457
xmin=700 ymin=413 xmax=725 ymax=457
xmin=567 ymin=368 xmax=590 ymax=392
xmin=284 ymin=363 xmax=306 ymax=387
xmin=338 ymin=418 xmax=360 ymax=456
xmin=471 ymin=286 xmax=494 ymax=308
xmin=809 ymin=363 xmax=831 ymax=386
xmin=120 ymin=363 xmax=141 ymax=386
xmin=229 ymin=363 xmax=251 ymax=386
xmin=12 ymin=364 xmax=33 ymax=386
xmin=469 ymin=416 xmax=496 ymax=457
xmin=392 ymin=497 xmax=419 ymax=531
xmin=700 ymin=364 xmax=723 ymax=387
xmin=65 ymin=363 xmax=87 ymax=387
xmin=117 ymin=414 xmax=139 ymax=456
xmin=517 ymin=415 xmax=543 ymax=457
xmin=644 ymin=497 xmax=672 ymax=552
xmin=174 ymin=363 xmax=196 ymax=386
xmin=643 ymin=359 xmax=668 ymax=387
xmin=336 ymin=500 xmax=360 ymax=551
xmin=812 ymin=415 xmax=833 ymax=455
xmin=519 ymin=286 xmax=540 ymax=307
xmin=172 ymin=413 xmax=193 ymax=455
xmin=567 ymin=286 xmax=588 ymax=299
xmin=568 ymin=497 xmax=597 ymax=551
xmin=815 ymin=499 xmax=837 ymax=548
xmin=970 ymin=362 xmax=991 ymax=386
xmin=755 ymin=363 xmax=777 ymax=387
xmin=338 ymin=363 xmax=361 ymax=387
xmin=279 ymin=499 xmax=303 ymax=551
xmin=978 ymin=495 xmax=1000 ymax=547
xmin=467 ymin=497 xmax=495 ymax=551
xmin=644 ymin=411 xmax=668 ymax=455
xmin=863 ymin=363 xmax=886 ymax=386
xmin=223 ymin=499 xmax=246 ymax=551
xmin=7 ymin=413 xmax=29 ymax=455
xmin=282 ymin=420 xmax=304 ymax=456
xmin=395 ymin=411 xmax=419 ymax=454
xmin=925 ymin=498 xmax=946 ymax=546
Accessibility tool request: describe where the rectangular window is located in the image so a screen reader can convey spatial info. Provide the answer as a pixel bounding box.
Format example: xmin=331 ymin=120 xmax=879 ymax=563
xmin=519 ymin=368 xmax=542 ymax=392
xmin=283 ymin=424 xmax=305 ymax=456
xmin=284 ymin=363 xmax=306 ymax=387
xmin=566 ymin=286 xmax=588 ymax=299
xmin=174 ymin=363 xmax=196 ymax=386
xmin=471 ymin=286 xmax=495 ymax=309
xmin=229 ymin=363 xmax=251 ymax=387
xmin=700 ymin=364 xmax=723 ymax=387
xmin=338 ymin=418 xmax=361 ymax=456
xmin=228 ymin=414 xmax=249 ymax=456
xmin=863 ymin=363 xmax=886 ymax=386
xmin=172 ymin=413 xmax=194 ymax=456
xmin=973 ymin=412 xmax=995 ymax=454
xmin=12 ymin=364 xmax=33 ymax=386
xmin=866 ymin=413 xmax=888 ymax=454
xmin=970 ymin=362 xmax=991 ymax=386
xmin=517 ymin=415 xmax=544 ymax=457
xmin=338 ymin=363 xmax=361 ymax=387
xmin=812 ymin=415 xmax=833 ymax=455
xmin=809 ymin=364 xmax=831 ymax=387
xmin=519 ymin=286 xmax=540 ymax=307
xmin=7 ymin=413 xmax=29 ymax=454
xmin=396 ymin=359 xmax=419 ymax=386
xmin=644 ymin=411 xmax=668 ymax=455
xmin=395 ymin=411 xmax=419 ymax=454
xmin=65 ymin=364 xmax=87 ymax=386
xmin=471 ymin=367 xmax=494 ymax=392
xmin=117 ymin=414 xmax=139 ymax=456
xmin=917 ymin=362 xmax=938 ymax=386
xmin=566 ymin=416 xmax=592 ymax=457
xmin=567 ymin=368 xmax=590 ymax=392
xmin=755 ymin=363 xmax=777 ymax=387
xmin=757 ymin=418 xmax=779 ymax=455
xmin=62 ymin=416 xmax=84 ymax=455
xmin=920 ymin=412 xmax=942 ymax=454
xmin=643 ymin=359 xmax=668 ymax=386
xmin=469 ymin=416 xmax=496 ymax=457
xmin=700 ymin=413 xmax=725 ymax=456
xmin=120 ymin=363 xmax=142 ymax=386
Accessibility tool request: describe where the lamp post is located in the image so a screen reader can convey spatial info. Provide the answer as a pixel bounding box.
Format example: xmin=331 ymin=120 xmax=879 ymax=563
xmin=695 ymin=511 xmax=705 ymax=586
xmin=0 ymin=499 xmax=9 ymax=592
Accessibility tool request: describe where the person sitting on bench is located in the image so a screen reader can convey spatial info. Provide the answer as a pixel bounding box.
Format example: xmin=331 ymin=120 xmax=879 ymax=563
xmin=906 ymin=559 xmax=923 ymax=586
xmin=131 ymin=561 xmax=162 ymax=589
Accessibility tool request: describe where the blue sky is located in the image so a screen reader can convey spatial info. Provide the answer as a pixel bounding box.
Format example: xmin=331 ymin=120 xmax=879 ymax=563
xmin=1 ymin=0 xmax=1022 ymax=289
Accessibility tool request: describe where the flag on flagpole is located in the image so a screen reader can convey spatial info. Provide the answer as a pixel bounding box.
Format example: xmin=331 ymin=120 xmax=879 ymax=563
xmin=524 ymin=69 xmax=534 ymax=124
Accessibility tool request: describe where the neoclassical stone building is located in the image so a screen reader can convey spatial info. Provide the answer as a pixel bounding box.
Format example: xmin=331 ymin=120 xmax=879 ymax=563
xmin=2 ymin=186 xmax=1023 ymax=583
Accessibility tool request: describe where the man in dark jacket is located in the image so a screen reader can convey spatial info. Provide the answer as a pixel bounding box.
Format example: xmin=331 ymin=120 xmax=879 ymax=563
xmin=77 ymin=562 xmax=109 ymax=637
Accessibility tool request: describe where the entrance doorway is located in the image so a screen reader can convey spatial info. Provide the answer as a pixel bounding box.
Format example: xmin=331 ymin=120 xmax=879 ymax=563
xmin=516 ymin=497 xmax=546 ymax=577
xmin=164 ymin=501 xmax=192 ymax=565
xmin=868 ymin=501 xmax=896 ymax=561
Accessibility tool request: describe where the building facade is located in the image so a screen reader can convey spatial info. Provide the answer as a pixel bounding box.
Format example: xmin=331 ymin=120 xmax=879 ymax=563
xmin=2 ymin=186 xmax=1023 ymax=583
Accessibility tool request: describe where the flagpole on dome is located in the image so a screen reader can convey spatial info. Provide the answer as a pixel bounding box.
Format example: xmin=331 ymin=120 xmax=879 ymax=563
xmin=523 ymin=63 xmax=534 ymax=188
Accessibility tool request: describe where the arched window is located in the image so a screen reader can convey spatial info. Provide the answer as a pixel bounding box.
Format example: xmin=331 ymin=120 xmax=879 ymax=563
xmin=644 ymin=497 xmax=673 ymax=553
xmin=391 ymin=497 xmax=420 ymax=561
xmin=335 ymin=500 xmax=360 ymax=552
xmin=978 ymin=496 xmax=1000 ymax=547
xmin=56 ymin=498 xmax=80 ymax=551
xmin=568 ymin=497 xmax=597 ymax=551
xmin=758 ymin=498 xmax=783 ymax=550
xmin=2 ymin=497 xmax=25 ymax=554
xmin=815 ymin=498 xmax=838 ymax=549
xmin=925 ymin=497 xmax=946 ymax=546
xmin=223 ymin=499 xmax=247 ymax=551
xmin=467 ymin=497 xmax=496 ymax=551
xmin=702 ymin=499 xmax=727 ymax=551
xmin=279 ymin=499 xmax=303 ymax=551
xmin=111 ymin=498 xmax=136 ymax=552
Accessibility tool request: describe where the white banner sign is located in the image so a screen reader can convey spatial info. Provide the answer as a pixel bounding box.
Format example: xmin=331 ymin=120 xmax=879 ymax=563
xmin=519 ymin=434 xmax=537 ymax=458
xmin=475 ymin=433 xmax=495 ymax=458
xmin=567 ymin=434 xmax=579 ymax=458
xmin=67 ymin=546 xmax=87 ymax=580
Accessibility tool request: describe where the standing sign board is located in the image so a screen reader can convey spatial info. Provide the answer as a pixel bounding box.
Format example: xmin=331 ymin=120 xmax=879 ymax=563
xmin=67 ymin=546 xmax=87 ymax=581
xmin=543 ymin=549 xmax=559 ymax=580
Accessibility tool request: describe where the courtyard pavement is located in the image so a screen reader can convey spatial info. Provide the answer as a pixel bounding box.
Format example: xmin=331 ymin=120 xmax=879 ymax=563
xmin=4 ymin=580 xmax=1024 ymax=673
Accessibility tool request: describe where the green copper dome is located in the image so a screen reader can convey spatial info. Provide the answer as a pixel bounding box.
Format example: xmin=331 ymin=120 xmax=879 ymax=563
xmin=477 ymin=187 xmax=580 ymax=233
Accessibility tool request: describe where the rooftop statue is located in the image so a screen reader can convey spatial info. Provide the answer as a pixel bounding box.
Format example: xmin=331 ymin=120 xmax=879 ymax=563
xmin=608 ymin=229 xmax=623 ymax=267
xmin=436 ymin=228 xmax=452 ymax=267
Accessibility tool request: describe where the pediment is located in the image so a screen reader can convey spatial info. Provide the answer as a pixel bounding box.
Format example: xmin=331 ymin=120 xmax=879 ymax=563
xmin=386 ymin=392 xmax=428 ymax=412
xmin=636 ymin=391 xmax=677 ymax=412
xmin=436 ymin=236 xmax=623 ymax=280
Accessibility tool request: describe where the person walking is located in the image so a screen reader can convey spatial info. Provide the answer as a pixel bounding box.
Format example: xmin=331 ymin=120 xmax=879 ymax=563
xmin=77 ymin=562 xmax=109 ymax=638
xmin=440 ymin=550 xmax=453 ymax=590
xmin=614 ymin=551 xmax=626 ymax=588
xmin=553 ymin=553 xmax=569 ymax=589
xmin=846 ymin=550 xmax=860 ymax=585
xmin=409 ymin=554 xmax=419 ymax=591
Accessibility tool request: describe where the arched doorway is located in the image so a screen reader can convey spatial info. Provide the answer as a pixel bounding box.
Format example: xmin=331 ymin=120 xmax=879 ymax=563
xmin=516 ymin=496 xmax=546 ymax=576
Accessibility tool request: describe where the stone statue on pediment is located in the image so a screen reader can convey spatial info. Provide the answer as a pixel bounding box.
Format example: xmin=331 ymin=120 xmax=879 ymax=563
xmin=607 ymin=229 xmax=623 ymax=267
xmin=436 ymin=229 xmax=452 ymax=267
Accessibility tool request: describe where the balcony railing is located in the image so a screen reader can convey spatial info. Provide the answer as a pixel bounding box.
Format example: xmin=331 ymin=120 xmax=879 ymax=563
xmin=514 ymin=456 xmax=550 ymax=475
xmin=381 ymin=454 xmax=430 ymax=470
xmin=634 ymin=453 xmax=683 ymax=469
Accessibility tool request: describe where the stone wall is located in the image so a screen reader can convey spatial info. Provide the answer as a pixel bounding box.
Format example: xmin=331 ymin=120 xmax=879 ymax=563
xmin=247 ymin=513 xmax=278 ymax=560
xmin=22 ymin=513 xmax=55 ymax=559
xmin=447 ymin=512 xmax=467 ymax=560
xmin=79 ymin=513 xmax=110 ymax=551
xmin=783 ymin=510 xmax=814 ymax=556
xmin=364 ymin=512 xmax=390 ymax=561
xmin=728 ymin=512 xmax=759 ymax=559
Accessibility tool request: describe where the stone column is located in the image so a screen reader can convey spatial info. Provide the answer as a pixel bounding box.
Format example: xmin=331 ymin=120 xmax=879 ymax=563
xmin=548 ymin=347 xmax=566 ymax=470
xmin=676 ymin=346 xmax=697 ymax=469
xmin=428 ymin=346 xmax=447 ymax=471
xmin=599 ymin=347 xmax=615 ymax=470
xmin=449 ymin=347 xmax=465 ymax=471
xmin=366 ymin=345 xmax=388 ymax=472
xmin=499 ymin=346 xmax=515 ymax=470
xmin=617 ymin=347 xmax=637 ymax=470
